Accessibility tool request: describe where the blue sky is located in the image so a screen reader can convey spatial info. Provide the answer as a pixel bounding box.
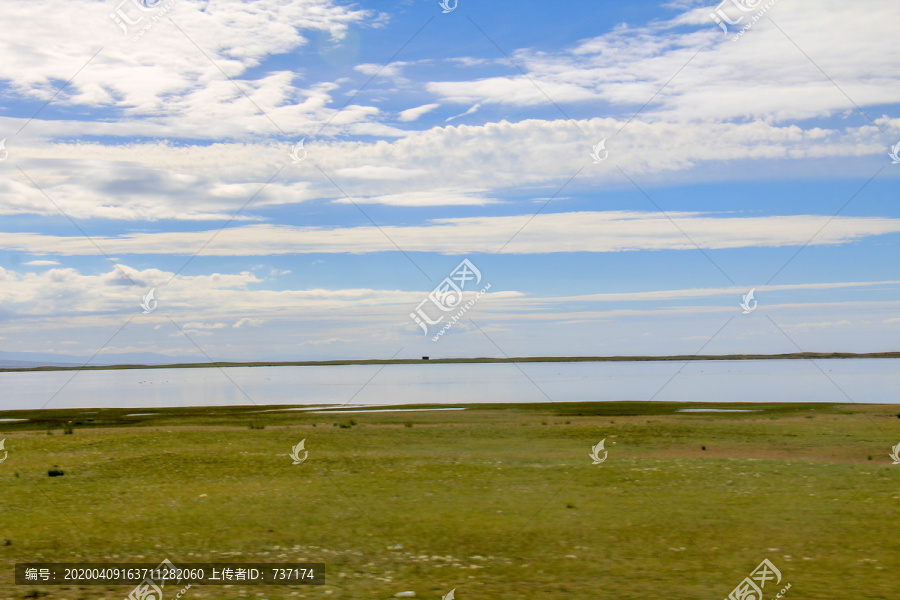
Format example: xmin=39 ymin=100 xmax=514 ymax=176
xmin=0 ymin=0 xmax=898 ymax=363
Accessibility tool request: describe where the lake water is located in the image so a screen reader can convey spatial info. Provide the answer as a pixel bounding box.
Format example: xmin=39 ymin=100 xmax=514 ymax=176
xmin=1 ymin=359 xmax=898 ymax=412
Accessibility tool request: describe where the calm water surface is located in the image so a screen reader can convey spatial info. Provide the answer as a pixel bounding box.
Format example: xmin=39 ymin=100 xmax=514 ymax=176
xmin=0 ymin=359 xmax=897 ymax=411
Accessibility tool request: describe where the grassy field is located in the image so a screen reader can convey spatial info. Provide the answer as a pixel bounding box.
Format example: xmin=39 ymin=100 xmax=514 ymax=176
xmin=2 ymin=401 xmax=900 ymax=599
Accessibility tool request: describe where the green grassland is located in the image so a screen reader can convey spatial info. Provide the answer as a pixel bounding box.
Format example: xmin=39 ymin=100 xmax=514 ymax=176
xmin=2 ymin=401 xmax=900 ymax=599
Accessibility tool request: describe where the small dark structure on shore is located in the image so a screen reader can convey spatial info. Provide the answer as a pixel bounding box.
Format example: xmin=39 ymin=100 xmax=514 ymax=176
xmin=422 ymin=356 xmax=429 ymax=360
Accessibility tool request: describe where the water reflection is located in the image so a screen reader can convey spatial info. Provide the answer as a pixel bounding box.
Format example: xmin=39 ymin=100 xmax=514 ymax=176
xmin=0 ymin=359 xmax=897 ymax=411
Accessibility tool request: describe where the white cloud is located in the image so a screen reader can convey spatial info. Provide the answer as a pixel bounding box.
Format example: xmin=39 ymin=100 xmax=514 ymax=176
xmin=0 ymin=1 xmax=376 ymax=139
xmin=334 ymin=166 xmax=427 ymax=180
xmin=445 ymin=103 xmax=481 ymax=122
xmin=0 ymin=1 xmax=897 ymax=363
xmin=182 ymin=322 xmax=227 ymax=330
xmin=427 ymin=1 xmax=900 ymax=125
xmin=234 ymin=317 xmax=265 ymax=328
xmin=298 ymin=337 xmax=347 ymax=345
xmin=4 ymin=116 xmax=895 ymax=220
xmin=353 ymin=61 xmax=415 ymax=83
xmin=332 ymin=189 xmax=498 ymax=207
xmin=0 ymin=0 xmax=897 ymax=228
xmin=171 ymin=329 xmax=213 ymax=337
xmin=1 ymin=263 xmax=897 ymax=359
xmin=398 ymin=103 xmax=440 ymax=122
xmin=0 ymin=148 xmax=320 ymax=220
xmin=785 ymin=320 xmax=851 ymax=331
xmin=2 ymin=211 xmax=899 ymax=256
xmin=506 ymin=280 xmax=900 ymax=306
xmin=1 ymin=263 xmax=896 ymax=321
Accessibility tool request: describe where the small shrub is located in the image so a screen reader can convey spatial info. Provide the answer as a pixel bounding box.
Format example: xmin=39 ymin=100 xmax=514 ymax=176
xmin=867 ymin=455 xmax=873 ymax=460
xmin=566 ymin=503 xmax=575 ymax=509
xmin=338 ymin=419 xmax=357 ymax=429
xmin=46 ymin=429 xmax=52 ymax=436
xmin=48 ymin=469 xmax=65 ymax=477
xmin=541 ymin=420 xmax=548 ymax=426
xmin=565 ymin=420 xmax=571 ymax=424
xmin=404 ymin=422 xmax=413 ymax=428
xmin=248 ymin=423 xmax=265 ymax=430
xmin=701 ymin=445 xmax=706 ymax=451
xmin=63 ymin=423 xmax=74 ymax=435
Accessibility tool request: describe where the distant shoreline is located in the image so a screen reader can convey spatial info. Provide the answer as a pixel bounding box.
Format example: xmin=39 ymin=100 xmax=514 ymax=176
xmin=1 ymin=351 xmax=898 ymax=373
